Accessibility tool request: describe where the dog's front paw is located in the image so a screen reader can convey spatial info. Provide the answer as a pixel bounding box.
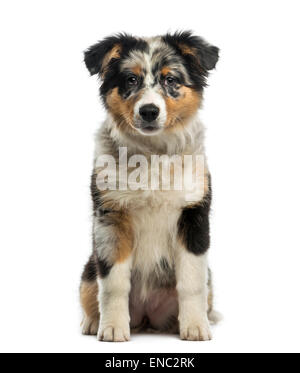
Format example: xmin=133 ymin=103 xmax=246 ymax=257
xmin=97 ymin=324 xmax=130 ymax=342
xmin=179 ymin=318 xmax=212 ymax=341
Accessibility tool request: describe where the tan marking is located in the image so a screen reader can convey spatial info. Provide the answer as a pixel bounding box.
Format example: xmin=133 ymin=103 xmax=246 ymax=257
xmin=115 ymin=211 xmax=133 ymax=262
xmin=101 ymin=44 xmax=121 ymax=77
xmin=132 ymin=65 xmax=142 ymax=75
xmin=106 ymin=87 xmax=142 ymax=132
xmin=80 ymin=280 xmax=99 ymax=321
xmin=178 ymin=43 xmax=197 ymax=56
xmin=89 ymin=187 xmax=134 ymax=262
xmin=199 ymin=167 xmax=210 ymax=198
xmin=161 ymin=66 xmax=171 ymax=76
xmin=165 ymin=86 xmax=201 ymax=128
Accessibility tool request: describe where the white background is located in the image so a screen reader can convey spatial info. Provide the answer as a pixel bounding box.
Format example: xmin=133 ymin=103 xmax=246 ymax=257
xmin=0 ymin=0 xmax=300 ymax=353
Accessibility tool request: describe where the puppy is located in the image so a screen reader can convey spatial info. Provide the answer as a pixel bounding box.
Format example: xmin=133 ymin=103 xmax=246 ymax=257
xmin=80 ymin=31 xmax=219 ymax=341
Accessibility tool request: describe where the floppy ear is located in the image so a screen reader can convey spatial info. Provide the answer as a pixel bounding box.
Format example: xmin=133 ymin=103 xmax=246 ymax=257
xmin=84 ymin=35 xmax=123 ymax=76
xmin=84 ymin=33 xmax=148 ymax=77
xmin=163 ymin=31 xmax=219 ymax=71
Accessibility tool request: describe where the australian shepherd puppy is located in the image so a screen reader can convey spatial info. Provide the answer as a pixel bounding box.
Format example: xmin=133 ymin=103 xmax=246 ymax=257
xmin=80 ymin=31 xmax=220 ymax=342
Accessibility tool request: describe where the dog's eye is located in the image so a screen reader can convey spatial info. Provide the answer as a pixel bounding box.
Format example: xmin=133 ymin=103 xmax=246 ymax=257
xmin=127 ymin=76 xmax=138 ymax=86
xmin=164 ymin=76 xmax=176 ymax=87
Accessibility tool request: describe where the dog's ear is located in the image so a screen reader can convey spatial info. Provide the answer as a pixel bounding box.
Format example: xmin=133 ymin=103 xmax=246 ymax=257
xmin=84 ymin=35 xmax=123 ymax=77
xmin=84 ymin=33 xmax=147 ymax=77
xmin=163 ymin=31 xmax=219 ymax=71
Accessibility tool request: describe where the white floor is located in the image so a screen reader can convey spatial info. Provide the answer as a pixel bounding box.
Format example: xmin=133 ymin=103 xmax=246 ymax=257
xmin=2 ymin=280 xmax=299 ymax=354
xmin=3 ymin=317 xmax=299 ymax=354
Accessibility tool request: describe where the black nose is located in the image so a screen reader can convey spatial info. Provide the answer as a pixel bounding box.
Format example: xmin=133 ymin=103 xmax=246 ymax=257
xmin=139 ymin=104 xmax=159 ymax=122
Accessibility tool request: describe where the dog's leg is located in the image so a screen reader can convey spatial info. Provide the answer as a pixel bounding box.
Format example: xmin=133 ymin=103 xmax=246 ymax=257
xmin=80 ymin=254 xmax=133 ymax=339
xmin=92 ymin=206 xmax=133 ymax=342
xmin=176 ymin=190 xmax=212 ymax=341
xmin=175 ymin=250 xmax=211 ymax=341
xmin=97 ymin=258 xmax=132 ymax=342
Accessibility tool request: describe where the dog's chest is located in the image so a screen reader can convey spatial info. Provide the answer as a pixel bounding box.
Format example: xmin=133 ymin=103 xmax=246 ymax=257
xmin=128 ymin=200 xmax=181 ymax=294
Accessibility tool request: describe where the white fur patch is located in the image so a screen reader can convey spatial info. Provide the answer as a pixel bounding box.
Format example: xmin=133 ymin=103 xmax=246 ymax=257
xmin=175 ymin=251 xmax=212 ymax=341
xmin=97 ymin=260 xmax=132 ymax=342
xmin=133 ymin=87 xmax=167 ymax=130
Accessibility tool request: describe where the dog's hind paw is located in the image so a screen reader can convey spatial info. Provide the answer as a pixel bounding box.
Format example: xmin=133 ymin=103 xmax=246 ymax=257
xmin=81 ymin=316 xmax=99 ymax=335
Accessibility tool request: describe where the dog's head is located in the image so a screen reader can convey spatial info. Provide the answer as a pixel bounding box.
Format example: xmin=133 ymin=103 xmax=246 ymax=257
xmin=84 ymin=31 xmax=219 ymax=136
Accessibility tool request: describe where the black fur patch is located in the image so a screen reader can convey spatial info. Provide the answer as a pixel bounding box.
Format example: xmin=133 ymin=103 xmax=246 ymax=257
xmin=178 ymin=176 xmax=212 ymax=255
xmin=96 ymin=258 xmax=112 ymax=278
xmin=81 ymin=254 xmax=97 ymax=282
xmin=117 ymin=70 xmax=145 ymax=99
xmin=81 ymin=253 xmax=112 ymax=280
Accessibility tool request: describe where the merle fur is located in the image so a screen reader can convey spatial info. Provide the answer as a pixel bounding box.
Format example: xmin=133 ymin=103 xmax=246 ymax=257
xmin=162 ymin=31 xmax=219 ymax=91
xmin=84 ymin=173 xmax=113 ymax=278
xmin=82 ymin=32 xmax=217 ymax=279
